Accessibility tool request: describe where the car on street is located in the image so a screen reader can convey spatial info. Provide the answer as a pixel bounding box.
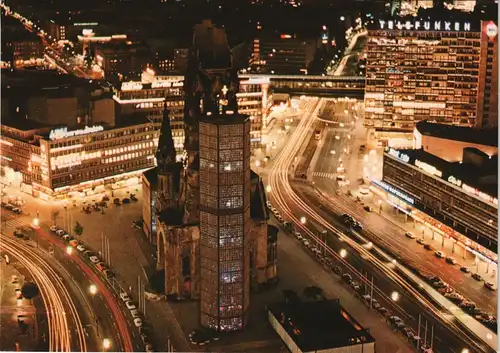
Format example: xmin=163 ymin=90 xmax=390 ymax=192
xmin=50 ymin=225 xmax=58 ymax=232
xmin=423 ymin=244 xmax=433 ymax=251
xmin=460 ymin=266 xmax=471 ymax=273
xmin=377 ymin=307 xmax=390 ymax=317
xmin=405 ymin=232 xmax=416 ymax=239
xmin=277 ymin=215 xmax=284 ymax=222
xmin=434 ymin=250 xmax=445 ymax=258
xmin=302 ymin=239 xmax=310 ymax=247
xmin=62 ymin=234 xmax=71 ymax=241
xmin=332 ymin=266 xmax=342 ymax=275
xmin=341 ymin=273 xmax=352 ymax=284
xmin=122 ymin=198 xmax=131 ymax=204
xmin=283 ymin=221 xmax=293 ymax=232
xmin=471 ymin=273 xmax=482 ymax=281
xmin=103 ymin=269 xmax=114 ymax=278
xmin=120 ymin=292 xmax=130 ymax=301
xmin=13 ymin=230 xmax=25 ymax=238
xmin=416 ymin=238 xmax=426 ymax=245
xmin=96 ymin=263 xmax=108 ymax=272
xmin=363 ymin=206 xmax=372 ymax=212
xmin=130 ymin=309 xmax=140 ymax=318
xmin=89 ymin=256 xmax=100 ymax=264
xmin=145 ymin=344 xmax=153 ymax=353
xmin=445 ymin=257 xmax=456 ymax=265
xmin=484 ymin=282 xmax=496 ymax=290
xmin=125 ymin=301 xmax=136 ymax=310
xmin=12 ymin=208 xmax=22 ymax=214
xmin=76 ymin=245 xmax=86 ymax=252
xmin=133 ymin=318 xmax=143 ymax=328
xmin=266 ymin=201 xmax=272 ymax=208
xmin=69 ymin=239 xmax=78 ymax=247
xmin=56 ymin=229 xmax=66 ymax=236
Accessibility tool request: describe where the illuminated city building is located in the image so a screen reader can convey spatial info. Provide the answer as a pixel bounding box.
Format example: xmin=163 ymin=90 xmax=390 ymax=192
xmin=113 ymin=70 xmax=273 ymax=151
xmin=377 ymin=121 xmax=498 ymax=267
xmin=250 ymin=34 xmax=316 ymax=74
xmin=198 ymin=112 xmax=252 ymax=331
xmin=0 ymin=118 xmax=159 ymax=200
xmin=237 ymin=77 xmax=273 ymax=148
xmin=364 ymin=16 xmax=498 ymax=146
xmin=113 ymin=69 xmax=185 ymax=152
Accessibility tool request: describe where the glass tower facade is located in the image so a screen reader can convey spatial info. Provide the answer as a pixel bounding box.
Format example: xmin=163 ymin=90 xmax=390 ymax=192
xmin=199 ymin=114 xmax=251 ymax=332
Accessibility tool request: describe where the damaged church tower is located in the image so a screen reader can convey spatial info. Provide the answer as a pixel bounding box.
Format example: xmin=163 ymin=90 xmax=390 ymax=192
xmin=152 ymin=19 xmax=277 ymax=333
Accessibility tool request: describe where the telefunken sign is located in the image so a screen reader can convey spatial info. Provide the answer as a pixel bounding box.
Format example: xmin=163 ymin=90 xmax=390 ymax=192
xmin=378 ymin=19 xmax=471 ymax=32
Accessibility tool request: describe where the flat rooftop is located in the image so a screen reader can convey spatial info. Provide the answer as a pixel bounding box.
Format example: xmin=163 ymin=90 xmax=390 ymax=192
xmin=416 ymin=120 xmax=498 ymax=148
xmin=268 ymin=299 xmax=375 ymax=352
xmin=388 ymin=148 xmax=498 ymax=198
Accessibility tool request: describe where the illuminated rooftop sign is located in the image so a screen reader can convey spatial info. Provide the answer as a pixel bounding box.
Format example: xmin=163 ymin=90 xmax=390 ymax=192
xmin=49 ymin=126 xmax=104 ymax=140
xmin=415 ymin=159 xmax=442 ymax=178
xmin=388 ymin=148 xmax=410 ymax=163
xmin=378 ymin=19 xmax=471 ymax=32
xmin=372 ymin=179 xmax=415 ymax=205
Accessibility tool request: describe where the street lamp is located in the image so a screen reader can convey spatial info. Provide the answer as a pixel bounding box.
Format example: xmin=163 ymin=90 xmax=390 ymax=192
xmin=391 ymin=291 xmax=400 ymax=302
xmin=33 ymin=218 xmax=39 ymax=228
xmin=89 ymin=284 xmax=98 ymax=295
xmin=300 ymin=216 xmax=307 ymax=224
xmin=339 ymin=249 xmax=347 ymax=258
xmin=266 ymin=185 xmax=272 ymax=193
xmin=66 ymin=246 xmax=73 ymax=255
xmin=103 ymin=338 xmax=111 ymax=351
xmin=461 ymin=349 xmax=469 ymax=353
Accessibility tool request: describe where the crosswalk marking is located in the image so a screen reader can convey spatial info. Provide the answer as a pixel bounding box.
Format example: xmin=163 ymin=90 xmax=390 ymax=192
xmin=313 ymin=172 xmax=336 ymax=179
xmin=4 ymin=216 xmax=32 ymax=229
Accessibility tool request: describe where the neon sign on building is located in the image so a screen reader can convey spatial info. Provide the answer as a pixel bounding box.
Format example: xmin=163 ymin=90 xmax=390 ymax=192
xmin=378 ymin=19 xmax=471 ymax=32
xmin=49 ymin=126 xmax=104 ymax=140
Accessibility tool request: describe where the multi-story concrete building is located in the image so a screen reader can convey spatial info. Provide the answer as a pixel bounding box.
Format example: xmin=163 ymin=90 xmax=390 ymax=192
xmin=237 ymin=77 xmax=273 ymax=148
xmin=379 ymin=121 xmax=497 ymax=268
xmin=112 ymin=70 xmax=185 ymax=151
xmin=0 ymin=118 xmax=159 ymax=200
xmin=251 ymin=34 xmax=316 ymax=74
xmin=113 ymin=70 xmax=273 ymax=151
xmin=198 ymin=113 xmax=252 ymax=331
xmin=364 ymin=15 xmax=498 ymax=146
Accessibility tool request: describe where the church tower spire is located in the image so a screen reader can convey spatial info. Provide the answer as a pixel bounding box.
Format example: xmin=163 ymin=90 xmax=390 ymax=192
xmin=156 ymin=103 xmax=176 ymax=173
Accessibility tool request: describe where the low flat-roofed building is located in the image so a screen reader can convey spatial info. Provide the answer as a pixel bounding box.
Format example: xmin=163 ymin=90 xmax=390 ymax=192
xmin=0 ymin=116 xmax=160 ymax=200
xmin=414 ymin=120 xmax=498 ymax=162
xmin=382 ymin=146 xmax=498 ymax=260
xmin=268 ymin=298 xmax=375 ymax=353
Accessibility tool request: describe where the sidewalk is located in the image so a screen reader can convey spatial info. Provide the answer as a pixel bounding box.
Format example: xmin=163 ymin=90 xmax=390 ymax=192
xmin=0 ymin=262 xmax=41 ymax=351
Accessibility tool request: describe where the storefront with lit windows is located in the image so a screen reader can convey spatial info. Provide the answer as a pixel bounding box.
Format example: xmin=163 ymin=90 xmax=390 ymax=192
xmin=374 ymin=148 xmax=498 ymax=269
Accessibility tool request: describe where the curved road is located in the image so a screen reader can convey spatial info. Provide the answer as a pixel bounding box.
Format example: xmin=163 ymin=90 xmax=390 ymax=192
xmin=1 ymin=234 xmax=87 ymax=352
xmin=264 ymin=97 xmax=494 ymax=353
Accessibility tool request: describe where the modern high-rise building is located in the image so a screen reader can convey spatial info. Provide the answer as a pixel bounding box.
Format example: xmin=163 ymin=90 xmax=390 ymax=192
xmin=198 ymin=112 xmax=251 ymax=332
xmin=364 ymin=15 xmax=498 ymax=146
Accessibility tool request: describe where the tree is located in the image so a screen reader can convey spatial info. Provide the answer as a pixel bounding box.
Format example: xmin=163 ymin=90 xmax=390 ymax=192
xmin=21 ymin=282 xmax=39 ymax=300
xmin=303 ymin=285 xmax=325 ymax=300
xmin=74 ymin=222 xmax=84 ymax=236
xmin=51 ymin=210 xmax=60 ymax=226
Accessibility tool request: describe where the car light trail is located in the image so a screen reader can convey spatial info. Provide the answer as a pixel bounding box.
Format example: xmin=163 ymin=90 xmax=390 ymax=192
xmin=267 ymin=97 xmax=493 ymax=353
xmin=1 ymin=234 xmax=87 ymax=352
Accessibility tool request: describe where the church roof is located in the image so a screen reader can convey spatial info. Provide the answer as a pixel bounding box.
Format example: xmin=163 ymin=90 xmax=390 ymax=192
xmin=156 ymin=105 xmax=176 ymax=170
xmin=250 ymin=170 xmax=270 ymax=221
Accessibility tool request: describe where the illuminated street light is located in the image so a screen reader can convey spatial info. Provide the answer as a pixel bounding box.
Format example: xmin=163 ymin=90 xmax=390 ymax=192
xmin=255 ymin=160 xmax=261 ymax=168
xmin=461 ymin=349 xmax=470 ymax=353
xmin=339 ymin=249 xmax=347 ymax=258
xmin=66 ymin=246 xmax=73 ymax=255
xmin=300 ymin=216 xmax=307 ymax=224
xmin=391 ymin=291 xmax=400 ymax=302
xmin=89 ymin=284 xmax=98 ymax=295
xmin=330 ymin=150 xmax=336 ymax=155
xmin=266 ymin=185 xmax=272 ymax=193
xmin=33 ymin=218 xmax=39 ymax=227
xmin=103 ymin=338 xmax=111 ymax=350
xmin=365 ymin=242 xmax=373 ymax=249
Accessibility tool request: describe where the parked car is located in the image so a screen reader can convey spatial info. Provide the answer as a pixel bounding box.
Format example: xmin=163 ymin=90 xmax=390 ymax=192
xmin=122 ymin=198 xmax=131 ymax=204
xmin=50 ymin=225 xmax=58 ymax=232
xmin=76 ymin=245 xmax=86 ymax=252
xmin=133 ymin=318 xmax=143 ymax=328
xmin=69 ymin=239 xmax=78 ymax=247
xmin=434 ymin=250 xmax=445 ymax=258
xmin=471 ymin=273 xmax=482 ymax=281
xmin=125 ymin=301 xmax=136 ymax=310
xmin=484 ymin=282 xmax=496 ymax=290
xmin=416 ymin=238 xmax=426 ymax=245
xmin=341 ymin=273 xmax=352 ymax=284
xmin=363 ymin=206 xmax=372 ymax=212
xmin=13 ymin=230 xmax=24 ymax=238
xmin=445 ymin=257 xmax=457 ymax=265
xmin=120 ymin=292 xmax=130 ymax=302
xmin=56 ymin=229 xmax=66 ymax=236
xmin=423 ymin=244 xmax=434 ymax=251
xmin=89 ymin=256 xmax=100 ymax=264
xmin=405 ymin=232 xmax=416 ymax=239
xmin=460 ymin=266 xmax=471 ymax=273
